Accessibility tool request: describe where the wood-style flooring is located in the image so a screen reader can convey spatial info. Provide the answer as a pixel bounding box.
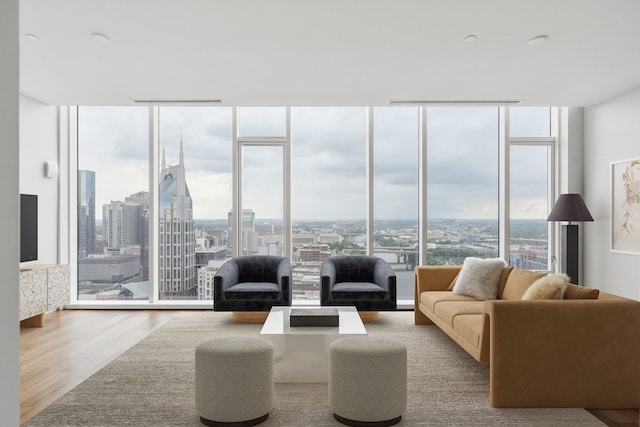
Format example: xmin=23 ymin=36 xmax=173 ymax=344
xmin=19 ymin=310 xmax=639 ymax=426
xmin=20 ymin=310 xmax=177 ymax=424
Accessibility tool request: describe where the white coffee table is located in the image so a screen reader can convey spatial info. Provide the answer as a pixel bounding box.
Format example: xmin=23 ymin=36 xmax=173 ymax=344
xmin=259 ymin=306 xmax=367 ymax=383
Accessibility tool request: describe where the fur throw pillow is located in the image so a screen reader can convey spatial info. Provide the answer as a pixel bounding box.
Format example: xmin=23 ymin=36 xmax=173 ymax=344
xmin=521 ymin=273 xmax=570 ymax=300
xmin=452 ymin=257 xmax=507 ymax=300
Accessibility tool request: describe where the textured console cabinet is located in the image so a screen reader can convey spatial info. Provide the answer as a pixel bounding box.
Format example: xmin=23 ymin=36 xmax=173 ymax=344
xmin=20 ymin=264 xmax=70 ymax=327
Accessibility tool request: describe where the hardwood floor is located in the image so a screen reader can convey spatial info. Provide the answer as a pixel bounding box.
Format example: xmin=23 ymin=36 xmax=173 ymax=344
xmin=20 ymin=310 xmax=639 ymax=426
xmin=20 ymin=310 xmax=177 ymax=425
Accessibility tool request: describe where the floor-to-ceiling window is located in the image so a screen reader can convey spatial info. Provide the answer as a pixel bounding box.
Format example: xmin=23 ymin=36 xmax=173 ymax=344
xmin=291 ymin=107 xmax=367 ymax=301
xmin=236 ymin=106 xmax=287 ymax=265
xmin=373 ymin=107 xmax=419 ymax=300
xmin=426 ymin=107 xmax=500 ymax=264
xmin=509 ymin=107 xmax=553 ymax=270
xmin=157 ymin=107 xmax=232 ymax=301
xmin=74 ymin=105 xmax=556 ymax=305
xmin=77 ymin=107 xmax=149 ymax=301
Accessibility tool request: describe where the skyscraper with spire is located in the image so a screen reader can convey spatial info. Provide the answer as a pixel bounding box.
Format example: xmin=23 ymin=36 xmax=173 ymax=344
xmin=158 ymin=138 xmax=196 ymax=299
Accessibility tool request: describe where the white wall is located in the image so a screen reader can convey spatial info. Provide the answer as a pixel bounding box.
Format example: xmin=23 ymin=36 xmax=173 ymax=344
xmin=20 ymin=95 xmax=60 ymax=266
xmin=0 ymin=0 xmax=21 ymax=422
xmin=584 ymin=87 xmax=640 ymax=300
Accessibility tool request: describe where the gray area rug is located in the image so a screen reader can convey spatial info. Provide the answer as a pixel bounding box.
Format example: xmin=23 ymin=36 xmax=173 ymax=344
xmin=23 ymin=311 xmax=604 ymax=426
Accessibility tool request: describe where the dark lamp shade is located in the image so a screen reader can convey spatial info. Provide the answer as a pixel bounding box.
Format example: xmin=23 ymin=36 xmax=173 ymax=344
xmin=547 ymin=193 xmax=594 ymax=222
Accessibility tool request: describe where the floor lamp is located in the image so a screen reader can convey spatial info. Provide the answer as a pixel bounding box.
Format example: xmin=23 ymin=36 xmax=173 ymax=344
xmin=547 ymin=194 xmax=594 ymax=285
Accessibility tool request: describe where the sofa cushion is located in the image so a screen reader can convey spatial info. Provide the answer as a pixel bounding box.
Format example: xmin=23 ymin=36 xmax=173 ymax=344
xmin=453 ymin=314 xmax=485 ymax=348
xmin=421 ymin=291 xmax=478 ymax=313
xmin=501 ymin=268 xmax=545 ymax=300
xmin=564 ymin=283 xmax=600 ymax=299
xmin=452 ymin=257 xmax=507 ymax=300
xmin=434 ymin=301 xmax=486 ymax=328
xmin=522 ymin=273 xmax=570 ymax=300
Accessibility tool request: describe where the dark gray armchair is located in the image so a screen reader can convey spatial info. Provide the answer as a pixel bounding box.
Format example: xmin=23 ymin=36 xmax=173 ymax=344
xmin=320 ymin=255 xmax=396 ymax=311
xmin=214 ymin=255 xmax=292 ymax=312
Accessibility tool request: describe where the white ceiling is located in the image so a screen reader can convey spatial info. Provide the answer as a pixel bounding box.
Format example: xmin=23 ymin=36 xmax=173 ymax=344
xmin=19 ymin=0 xmax=640 ymax=107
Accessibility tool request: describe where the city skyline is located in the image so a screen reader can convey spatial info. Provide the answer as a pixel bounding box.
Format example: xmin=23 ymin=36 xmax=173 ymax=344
xmin=76 ymin=105 xmax=551 ymax=300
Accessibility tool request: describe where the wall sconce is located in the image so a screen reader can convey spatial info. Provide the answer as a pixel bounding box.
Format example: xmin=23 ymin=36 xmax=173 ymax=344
xmin=44 ymin=160 xmax=58 ymax=178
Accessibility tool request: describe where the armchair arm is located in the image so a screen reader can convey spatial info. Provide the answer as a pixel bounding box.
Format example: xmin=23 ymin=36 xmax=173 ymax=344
xmin=276 ymin=258 xmax=293 ymax=305
xmin=373 ymin=259 xmax=395 ymax=292
xmin=213 ymin=259 xmax=239 ymax=294
xmin=485 ymin=299 xmax=640 ymax=408
xmin=320 ymin=259 xmax=337 ymax=304
xmin=373 ymin=259 xmax=397 ymax=308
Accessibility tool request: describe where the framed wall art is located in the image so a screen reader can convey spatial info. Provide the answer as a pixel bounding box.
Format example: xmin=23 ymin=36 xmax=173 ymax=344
xmin=611 ymin=157 xmax=640 ymax=254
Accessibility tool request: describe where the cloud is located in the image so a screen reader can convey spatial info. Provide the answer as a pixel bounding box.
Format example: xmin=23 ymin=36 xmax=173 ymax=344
xmin=78 ymin=105 xmax=550 ymax=221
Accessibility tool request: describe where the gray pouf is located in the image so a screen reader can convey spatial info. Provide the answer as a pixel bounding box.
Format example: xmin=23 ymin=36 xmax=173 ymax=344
xmin=329 ymin=336 xmax=407 ymax=427
xmin=195 ymin=336 xmax=274 ymax=426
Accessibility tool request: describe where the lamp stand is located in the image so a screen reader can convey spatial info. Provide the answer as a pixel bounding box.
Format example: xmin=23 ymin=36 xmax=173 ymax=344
xmin=561 ymin=224 xmax=579 ymax=285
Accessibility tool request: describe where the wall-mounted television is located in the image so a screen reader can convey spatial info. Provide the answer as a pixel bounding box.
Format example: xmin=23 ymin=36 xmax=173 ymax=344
xmin=20 ymin=194 xmax=38 ymax=263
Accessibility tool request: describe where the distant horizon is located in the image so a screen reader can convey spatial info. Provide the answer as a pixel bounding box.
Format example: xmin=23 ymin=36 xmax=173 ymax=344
xmin=94 ymin=217 xmax=547 ymax=224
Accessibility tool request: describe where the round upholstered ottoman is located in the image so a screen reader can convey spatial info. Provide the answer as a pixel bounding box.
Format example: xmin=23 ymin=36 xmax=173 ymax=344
xmin=195 ymin=336 xmax=274 ymax=426
xmin=329 ymin=336 xmax=407 ymax=427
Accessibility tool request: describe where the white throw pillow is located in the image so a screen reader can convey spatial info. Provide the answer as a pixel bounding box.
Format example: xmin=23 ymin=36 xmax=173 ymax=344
xmin=521 ymin=273 xmax=570 ymax=300
xmin=452 ymin=257 xmax=507 ymax=300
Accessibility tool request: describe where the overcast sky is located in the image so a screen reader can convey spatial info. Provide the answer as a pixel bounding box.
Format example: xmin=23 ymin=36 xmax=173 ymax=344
xmin=78 ymin=106 xmax=550 ymax=221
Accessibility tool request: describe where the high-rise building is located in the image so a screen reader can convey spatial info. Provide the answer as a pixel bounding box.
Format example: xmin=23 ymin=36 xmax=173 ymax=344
xmin=78 ymin=170 xmax=96 ymax=257
xmin=100 ymin=191 xmax=149 ymax=282
xmin=159 ymin=140 xmax=196 ymax=299
xmin=227 ymin=209 xmax=257 ymax=255
xmin=197 ymin=259 xmax=227 ymax=301
xmin=102 ymin=201 xmax=145 ymax=249
xmin=125 ymin=191 xmax=150 ymax=280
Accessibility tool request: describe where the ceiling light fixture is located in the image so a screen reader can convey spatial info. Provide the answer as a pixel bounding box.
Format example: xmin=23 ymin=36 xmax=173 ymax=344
xmin=91 ymin=32 xmax=111 ymax=43
xmin=528 ymin=35 xmax=548 ymax=46
xmin=387 ymin=99 xmax=522 ymax=106
xmin=131 ymin=99 xmax=223 ymax=105
xmin=25 ymin=33 xmax=40 ymax=41
xmin=464 ymin=34 xmax=477 ymax=43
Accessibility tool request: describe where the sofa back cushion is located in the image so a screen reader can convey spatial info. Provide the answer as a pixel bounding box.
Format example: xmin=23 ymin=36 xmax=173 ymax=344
xmin=496 ymin=266 xmax=514 ymax=297
xmin=500 ymin=268 xmax=545 ymax=300
xmin=564 ymin=283 xmax=600 ymax=299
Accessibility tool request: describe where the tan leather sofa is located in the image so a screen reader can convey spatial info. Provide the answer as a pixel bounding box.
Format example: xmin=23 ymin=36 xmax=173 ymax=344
xmin=414 ymin=265 xmax=640 ymax=408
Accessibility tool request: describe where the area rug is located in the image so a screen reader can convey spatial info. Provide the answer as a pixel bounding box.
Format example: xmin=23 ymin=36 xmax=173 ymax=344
xmin=23 ymin=311 xmax=604 ymax=426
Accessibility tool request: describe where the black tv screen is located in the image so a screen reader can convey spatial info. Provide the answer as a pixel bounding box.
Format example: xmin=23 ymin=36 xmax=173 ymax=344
xmin=20 ymin=194 xmax=38 ymax=263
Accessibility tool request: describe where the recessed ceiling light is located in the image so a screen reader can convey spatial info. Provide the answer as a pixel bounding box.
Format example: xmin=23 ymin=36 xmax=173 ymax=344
xmin=464 ymin=34 xmax=477 ymax=43
xmin=25 ymin=33 xmax=40 ymax=41
xmin=528 ymin=35 xmax=548 ymax=46
xmin=91 ymin=32 xmax=111 ymax=43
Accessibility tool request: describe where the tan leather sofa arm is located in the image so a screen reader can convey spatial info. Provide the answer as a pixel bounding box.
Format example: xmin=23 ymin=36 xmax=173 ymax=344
xmin=485 ymin=299 xmax=640 ymax=408
xmin=414 ymin=266 xmax=460 ymax=324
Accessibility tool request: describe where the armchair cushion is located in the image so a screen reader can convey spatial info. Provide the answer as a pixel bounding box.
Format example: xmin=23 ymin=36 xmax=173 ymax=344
xmin=331 ymin=282 xmax=388 ymax=300
xmin=225 ymin=282 xmax=281 ymax=300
